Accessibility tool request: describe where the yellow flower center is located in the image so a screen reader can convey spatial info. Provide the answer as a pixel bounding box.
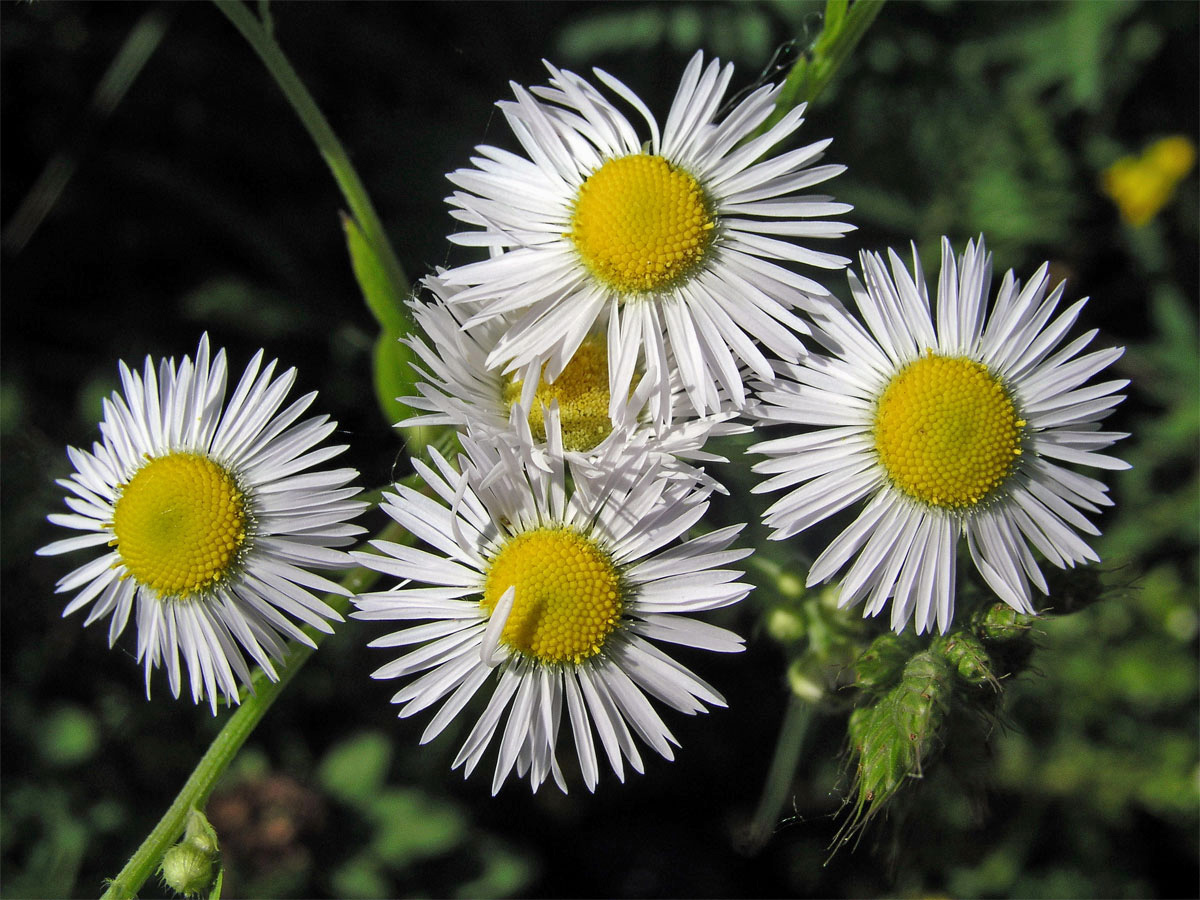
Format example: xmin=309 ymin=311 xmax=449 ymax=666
xmin=481 ymin=528 xmax=622 ymax=665
xmin=111 ymin=452 xmax=249 ymax=598
xmin=569 ymin=153 xmax=715 ymax=293
xmin=503 ymin=336 xmax=613 ymax=451
xmin=873 ymin=354 xmax=1025 ymax=509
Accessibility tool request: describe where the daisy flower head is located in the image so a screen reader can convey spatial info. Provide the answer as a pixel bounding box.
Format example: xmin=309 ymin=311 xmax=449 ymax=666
xmin=352 ymin=426 xmax=751 ymax=795
xmin=750 ymin=237 xmax=1130 ymax=634
xmin=38 ymin=335 xmax=367 ymax=713
xmin=401 ymin=274 xmax=750 ymax=488
xmin=441 ymin=50 xmax=854 ymax=422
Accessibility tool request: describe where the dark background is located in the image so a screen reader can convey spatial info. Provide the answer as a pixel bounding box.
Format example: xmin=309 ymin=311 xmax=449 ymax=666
xmin=3 ymin=2 xmax=1197 ymax=897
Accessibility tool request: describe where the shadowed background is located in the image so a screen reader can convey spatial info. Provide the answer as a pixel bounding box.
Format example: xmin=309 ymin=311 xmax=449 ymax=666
xmin=3 ymin=2 xmax=1197 ymax=897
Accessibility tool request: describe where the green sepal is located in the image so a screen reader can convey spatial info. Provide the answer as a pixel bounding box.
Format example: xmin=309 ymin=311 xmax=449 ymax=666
xmin=894 ymin=650 xmax=953 ymax=749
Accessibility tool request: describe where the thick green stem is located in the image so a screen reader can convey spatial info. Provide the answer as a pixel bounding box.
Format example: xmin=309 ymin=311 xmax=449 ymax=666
xmin=212 ymin=0 xmax=409 ymax=299
xmin=100 ymin=519 xmax=406 ymax=899
xmin=743 ymin=693 xmax=816 ymax=854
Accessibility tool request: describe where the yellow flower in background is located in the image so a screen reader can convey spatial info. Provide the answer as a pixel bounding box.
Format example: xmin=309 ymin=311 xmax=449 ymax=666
xmin=1101 ymin=136 xmax=1196 ymax=227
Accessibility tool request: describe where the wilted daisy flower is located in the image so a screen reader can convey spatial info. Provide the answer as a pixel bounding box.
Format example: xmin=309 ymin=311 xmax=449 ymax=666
xmin=402 ymin=276 xmax=749 ymax=486
xmin=441 ymin=50 xmax=853 ymax=420
xmin=352 ymin=428 xmax=750 ymax=794
xmin=750 ymin=238 xmax=1129 ymax=633
xmin=38 ymin=335 xmax=367 ymax=712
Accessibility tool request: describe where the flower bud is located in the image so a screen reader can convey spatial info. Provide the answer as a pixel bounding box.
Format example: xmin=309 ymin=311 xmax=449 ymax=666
xmin=933 ymin=632 xmax=996 ymax=686
xmin=976 ymin=601 xmax=1035 ymax=643
xmin=854 ymin=631 xmax=915 ymax=694
xmin=848 ymin=649 xmax=954 ymax=820
xmin=786 ymin=655 xmax=826 ymax=702
xmin=159 ymin=808 xmax=219 ymax=898
xmin=766 ymin=602 xmax=808 ymax=645
xmin=160 ymin=843 xmax=214 ymax=899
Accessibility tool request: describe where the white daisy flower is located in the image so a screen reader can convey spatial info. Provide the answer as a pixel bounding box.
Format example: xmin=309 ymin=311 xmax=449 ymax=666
xmin=37 ymin=335 xmax=367 ymax=713
xmin=750 ymin=237 xmax=1130 ymax=634
xmin=352 ymin=428 xmax=750 ymax=794
xmin=402 ymin=275 xmax=749 ymax=488
xmin=440 ymin=50 xmax=853 ymax=421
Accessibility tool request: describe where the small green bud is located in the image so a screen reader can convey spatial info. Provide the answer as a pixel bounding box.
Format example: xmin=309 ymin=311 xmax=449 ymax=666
xmin=161 ymin=843 xmax=214 ymax=898
xmin=976 ymin=602 xmax=1036 ymax=643
xmin=933 ymin=632 xmax=996 ymax=686
xmin=846 ymin=649 xmax=955 ymax=823
xmin=766 ymin=603 xmax=808 ymax=644
xmin=776 ymin=571 xmax=805 ymax=599
xmin=853 ymin=631 xmax=914 ymax=694
xmin=786 ymin=655 xmax=826 ymax=702
xmin=160 ymin=808 xmax=220 ymax=899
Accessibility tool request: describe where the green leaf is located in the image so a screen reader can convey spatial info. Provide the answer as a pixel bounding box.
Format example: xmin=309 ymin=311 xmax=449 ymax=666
xmin=367 ymin=789 xmax=466 ymax=866
xmin=40 ymin=706 xmax=100 ymax=768
xmin=453 ymin=840 xmax=536 ymax=899
xmin=823 ymin=0 xmax=848 ymax=37
xmin=342 ymin=212 xmax=428 ymax=429
xmin=341 ymin=212 xmax=406 ymax=335
xmin=318 ymin=731 xmax=393 ymax=805
xmin=373 ymin=329 xmax=421 ymax=428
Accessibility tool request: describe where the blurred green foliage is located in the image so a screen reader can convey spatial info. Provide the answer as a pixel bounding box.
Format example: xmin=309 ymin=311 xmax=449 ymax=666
xmin=2 ymin=1 xmax=1196 ymax=898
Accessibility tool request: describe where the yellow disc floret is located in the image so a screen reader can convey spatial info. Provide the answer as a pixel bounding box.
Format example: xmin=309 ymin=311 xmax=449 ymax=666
xmin=503 ymin=336 xmax=613 ymax=451
xmin=873 ymin=353 xmax=1025 ymax=509
xmin=111 ymin=452 xmax=249 ymax=598
xmin=569 ymin=153 xmax=715 ymax=293
xmin=482 ymin=528 xmax=622 ymax=665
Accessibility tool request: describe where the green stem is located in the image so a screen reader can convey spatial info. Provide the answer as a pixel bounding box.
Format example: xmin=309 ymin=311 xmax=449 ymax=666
xmin=212 ymin=0 xmax=409 ymax=299
xmin=742 ymin=693 xmax=816 ymax=854
xmin=100 ymin=518 xmax=408 ymax=900
xmin=754 ymin=0 xmax=886 ymax=137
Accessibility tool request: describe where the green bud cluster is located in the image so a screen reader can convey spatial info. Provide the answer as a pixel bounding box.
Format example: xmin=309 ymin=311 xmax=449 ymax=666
xmin=847 ymin=649 xmax=955 ymax=820
xmin=845 ymin=619 xmax=1020 ymax=830
xmin=835 ymin=568 xmax=1112 ymax=846
xmin=159 ymin=808 xmax=221 ymax=899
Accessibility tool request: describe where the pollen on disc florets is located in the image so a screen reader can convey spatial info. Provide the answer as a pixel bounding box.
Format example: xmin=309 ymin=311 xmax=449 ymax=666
xmin=873 ymin=353 xmax=1026 ymax=510
xmin=111 ymin=452 xmax=249 ymax=598
xmin=481 ymin=527 xmax=623 ymax=665
xmin=503 ymin=336 xmax=614 ymax=451
xmin=568 ymin=153 xmax=716 ymax=294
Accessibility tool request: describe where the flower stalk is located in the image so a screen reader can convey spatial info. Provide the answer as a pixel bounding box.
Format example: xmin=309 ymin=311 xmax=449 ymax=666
xmin=100 ymin=519 xmax=407 ymax=900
